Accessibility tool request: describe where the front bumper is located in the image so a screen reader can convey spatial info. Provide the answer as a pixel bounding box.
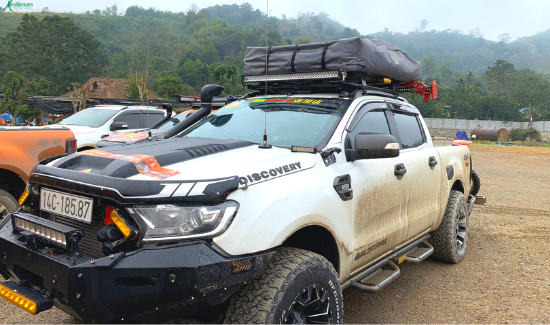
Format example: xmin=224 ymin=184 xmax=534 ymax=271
xmin=0 ymin=213 xmax=272 ymax=323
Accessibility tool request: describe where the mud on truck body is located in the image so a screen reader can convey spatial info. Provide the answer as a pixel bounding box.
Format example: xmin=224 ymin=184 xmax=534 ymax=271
xmin=0 ymin=38 xmax=482 ymax=323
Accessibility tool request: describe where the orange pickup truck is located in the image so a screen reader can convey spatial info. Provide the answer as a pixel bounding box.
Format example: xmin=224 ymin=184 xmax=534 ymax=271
xmin=0 ymin=126 xmax=76 ymax=219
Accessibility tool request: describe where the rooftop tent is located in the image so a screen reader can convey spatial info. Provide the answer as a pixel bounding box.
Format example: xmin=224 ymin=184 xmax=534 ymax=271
xmin=244 ymin=37 xmax=421 ymax=83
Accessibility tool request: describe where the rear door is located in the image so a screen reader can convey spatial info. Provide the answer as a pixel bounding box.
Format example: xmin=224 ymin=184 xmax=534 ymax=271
xmin=387 ymin=102 xmax=442 ymax=239
xmin=346 ymin=102 xmax=409 ymax=272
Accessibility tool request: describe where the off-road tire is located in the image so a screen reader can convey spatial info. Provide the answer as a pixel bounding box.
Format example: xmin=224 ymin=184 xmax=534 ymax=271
xmin=470 ymin=170 xmax=481 ymax=196
xmin=224 ymin=248 xmax=343 ymax=324
xmin=429 ymin=190 xmax=469 ymax=264
xmin=0 ymin=189 xmax=18 ymax=221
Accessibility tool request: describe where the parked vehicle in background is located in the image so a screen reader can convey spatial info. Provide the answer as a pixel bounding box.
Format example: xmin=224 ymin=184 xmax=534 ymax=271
xmin=96 ymin=108 xmax=222 ymax=148
xmin=0 ymin=126 xmax=76 ymax=220
xmin=96 ymin=96 xmax=235 ymax=148
xmin=57 ymin=105 xmax=169 ymax=150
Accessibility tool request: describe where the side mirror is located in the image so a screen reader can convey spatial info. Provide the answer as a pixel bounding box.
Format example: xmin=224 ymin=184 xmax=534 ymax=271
xmin=110 ymin=122 xmax=128 ymax=131
xmin=346 ymin=133 xmax=400 ymax=161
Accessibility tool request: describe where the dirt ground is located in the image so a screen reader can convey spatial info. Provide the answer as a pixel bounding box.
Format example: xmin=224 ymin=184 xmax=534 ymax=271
xmin=1 ymin=145 xmax=549 ymax=324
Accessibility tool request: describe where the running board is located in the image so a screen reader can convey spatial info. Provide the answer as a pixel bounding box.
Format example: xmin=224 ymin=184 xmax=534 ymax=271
xmin=350 ymin=260 xmax=400 ymax=293
xmin=404 ymin=241 xmax=434 ymax=263
xmin=342 ymin=235 xmax=430 ymax=291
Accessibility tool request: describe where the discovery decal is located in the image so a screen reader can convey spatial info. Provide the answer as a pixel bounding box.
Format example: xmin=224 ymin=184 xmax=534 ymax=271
xmin=239 ymin=162 xmax=302 ymax=185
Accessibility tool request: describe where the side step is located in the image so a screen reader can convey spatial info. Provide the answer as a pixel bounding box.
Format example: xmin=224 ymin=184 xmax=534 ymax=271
xmin=403 ymin=241 xmax=434 ymax=263
xmin=350 ymin=260 xmax=400 ymax=293
xmin=343 ymin=235 xmax=434 ymax=293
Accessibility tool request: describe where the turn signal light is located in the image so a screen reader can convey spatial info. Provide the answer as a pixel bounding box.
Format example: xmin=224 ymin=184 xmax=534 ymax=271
xmin=383 ymin=78 xmax=392 ymax=84
xmin=0 ymin=283 xmax=37 ymax=314
xmin=66 ymin=138 xmax=78 ymax=154
xmin=105 ymin=206 xmax=131 ymax=238
xmin=18 ymin=188 xmax=29 ymax=206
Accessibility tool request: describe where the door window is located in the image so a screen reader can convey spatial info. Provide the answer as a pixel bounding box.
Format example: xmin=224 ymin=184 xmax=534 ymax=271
xmin=141 ymin=113 xmax=164 ymax=128
xmin=393 ymin=113 xmax=425 ymax=149
xmin=114 ymin=113 xmax=140 ymax=129
xmin=348 ymin=110 xmax=390 ymax=147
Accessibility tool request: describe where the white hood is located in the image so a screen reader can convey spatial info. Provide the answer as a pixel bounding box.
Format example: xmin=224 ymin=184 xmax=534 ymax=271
xmin=129 ymin=145 xmax=318 ymax=185
xmin=64 ymin=125 xmax=96 ymax=135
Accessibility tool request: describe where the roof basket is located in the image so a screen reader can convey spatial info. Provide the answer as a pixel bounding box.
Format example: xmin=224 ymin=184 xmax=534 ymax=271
xmin=242 ymin=70 xmax=437 ymax=103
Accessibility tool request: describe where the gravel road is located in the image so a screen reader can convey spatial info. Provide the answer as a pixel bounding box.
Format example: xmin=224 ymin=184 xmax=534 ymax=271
xmin=1 ymin=144 xmax=549 ymax=323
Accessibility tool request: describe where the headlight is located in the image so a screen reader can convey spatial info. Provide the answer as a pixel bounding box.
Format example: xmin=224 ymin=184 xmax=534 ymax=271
xmin=126 ymin=201 xmax=239 ymax=243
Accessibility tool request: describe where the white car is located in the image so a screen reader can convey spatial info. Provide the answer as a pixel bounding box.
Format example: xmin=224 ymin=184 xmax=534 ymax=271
xmin=57 ymin=105 xmax=168 ymax=150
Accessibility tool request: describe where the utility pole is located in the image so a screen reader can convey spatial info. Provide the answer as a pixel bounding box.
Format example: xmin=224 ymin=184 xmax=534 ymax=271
xmin=527 ymin=100 xmax=533 ymax=129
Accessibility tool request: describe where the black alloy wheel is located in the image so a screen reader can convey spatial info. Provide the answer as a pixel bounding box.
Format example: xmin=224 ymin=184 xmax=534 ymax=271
xmin=283 ymin=283 xmax=333 ymax=324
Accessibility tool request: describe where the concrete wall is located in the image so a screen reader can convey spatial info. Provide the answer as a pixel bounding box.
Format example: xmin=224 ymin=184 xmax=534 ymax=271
xmin=424 ymin=118 xmax=550 ymax=132
xmin=424 ymin=118 xmax=550 ymax=142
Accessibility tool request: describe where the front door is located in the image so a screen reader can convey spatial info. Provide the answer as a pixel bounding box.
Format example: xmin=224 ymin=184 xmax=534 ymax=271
xmin=112 ymin=112 xmax=142 ymax=135
xmin=346 ymin=103 xmax=409 ymax=273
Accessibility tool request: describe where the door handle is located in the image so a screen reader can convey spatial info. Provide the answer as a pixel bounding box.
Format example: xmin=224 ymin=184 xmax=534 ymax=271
xmin=394 ymin=163 xmax=407 ymax=180
xmin=428 ymin=156 xmax=438 ymax=169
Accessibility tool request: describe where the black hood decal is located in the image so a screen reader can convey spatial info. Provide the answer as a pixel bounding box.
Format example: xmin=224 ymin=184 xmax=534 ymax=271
xmin=29 ymin=137 xmax=252 ymax=204
xmin=52 ymin=137 xmax=252 ymax=179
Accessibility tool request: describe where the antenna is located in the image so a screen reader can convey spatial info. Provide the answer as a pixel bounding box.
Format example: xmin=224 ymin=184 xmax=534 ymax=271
xmin=146 ymin=37 xmax=152 ymax=141
xmin=258 ymin=0 xmax=272 ymax=149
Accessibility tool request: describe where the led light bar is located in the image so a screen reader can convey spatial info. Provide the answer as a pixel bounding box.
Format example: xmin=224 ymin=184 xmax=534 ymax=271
xmin=0 ymin=281 xmax=53 ymax=315
xmin=242 ymin=70 xmax=346 ymax=84
xmin=14 ymin=217 xmax=67 ymax=245
xmin=11 ymin=212 xmax=83 ymax=249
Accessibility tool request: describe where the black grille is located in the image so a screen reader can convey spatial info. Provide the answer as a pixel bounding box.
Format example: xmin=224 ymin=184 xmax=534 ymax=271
xmin=54 ymin=215 xmax=105 ymax=259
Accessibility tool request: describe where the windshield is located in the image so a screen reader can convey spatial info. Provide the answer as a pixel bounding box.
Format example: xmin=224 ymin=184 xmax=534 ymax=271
xmin=59 ymin=109 xmax=119 ymax=128
xmin=178 ymin=98 xmax=351 ymax=148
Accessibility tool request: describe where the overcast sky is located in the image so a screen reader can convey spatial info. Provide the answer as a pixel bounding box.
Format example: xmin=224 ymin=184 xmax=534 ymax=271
xmin=19 ymin=0 xmax=550 ymax=41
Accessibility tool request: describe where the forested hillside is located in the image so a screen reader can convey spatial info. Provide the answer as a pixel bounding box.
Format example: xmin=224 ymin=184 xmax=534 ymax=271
xmin=1 ymin=3 xmax=550 ymax=121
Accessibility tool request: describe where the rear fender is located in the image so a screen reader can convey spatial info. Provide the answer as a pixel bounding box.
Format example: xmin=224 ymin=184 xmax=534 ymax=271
xmin=435 ymin=145 xmax=471 ymax=225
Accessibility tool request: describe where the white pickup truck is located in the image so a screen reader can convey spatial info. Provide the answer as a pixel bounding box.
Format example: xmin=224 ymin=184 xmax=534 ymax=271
xmin=0 ymin=82 xmax=481 ymax=323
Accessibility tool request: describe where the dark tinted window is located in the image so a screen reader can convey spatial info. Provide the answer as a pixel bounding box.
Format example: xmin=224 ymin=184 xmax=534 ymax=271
xmin=141 ymin=113 xmax=164 ymax=128
xmin=348 ymin=110 xmax=390 ymax=147
xmin=115 ymin=113 xmax=140 ymax=129
xmin=393 ymin=113 xmax=424 ymax=149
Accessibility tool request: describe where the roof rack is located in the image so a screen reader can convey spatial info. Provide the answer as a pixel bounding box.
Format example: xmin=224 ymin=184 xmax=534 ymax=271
xmin=242 ymin=70 xmax=437 ymax=103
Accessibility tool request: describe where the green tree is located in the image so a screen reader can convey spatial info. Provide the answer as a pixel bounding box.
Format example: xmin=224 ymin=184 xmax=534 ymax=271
xmin=156 ymin=74 xmax=183 ymax=99
xmin=294 ymin=38 xmax=312 ymax=44
xmin=177 ymin=59 xmax=210 ymax=89
xmin=2 ymin=14 xmax=106 ymax=94
xmin=25 ymin=77 xmax=52 ymax=96
xmin=1 ymin=71 xmax=26 ymax=125
xmin=201 ymin=43 xmax=221 ymax=64
xmin=420 ymin=54 xmax=436 ymax=78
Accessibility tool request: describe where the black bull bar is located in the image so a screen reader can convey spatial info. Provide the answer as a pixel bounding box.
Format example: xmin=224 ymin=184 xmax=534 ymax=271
xmin=0 ymin=214 xmax=272 ymax=323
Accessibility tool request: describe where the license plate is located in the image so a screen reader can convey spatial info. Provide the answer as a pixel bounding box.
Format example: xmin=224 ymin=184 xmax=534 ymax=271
xmin=40 ymin=188 xmax=93 ymax=223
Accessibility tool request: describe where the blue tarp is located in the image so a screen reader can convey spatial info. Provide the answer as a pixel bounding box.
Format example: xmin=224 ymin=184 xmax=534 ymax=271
xmin=456 ymin=131 xmax=469 ymax=140
xmin=1 ymin=113 xmax=13 ymax=120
